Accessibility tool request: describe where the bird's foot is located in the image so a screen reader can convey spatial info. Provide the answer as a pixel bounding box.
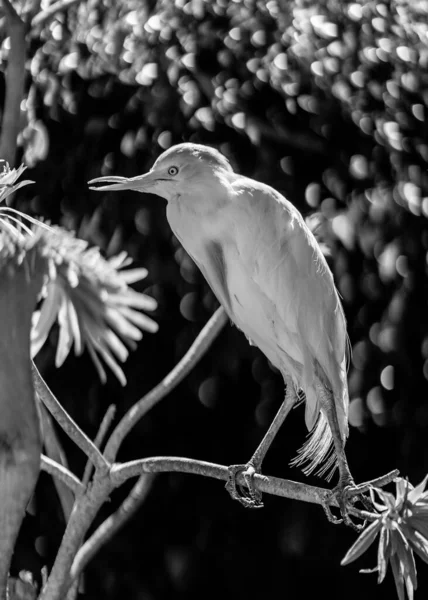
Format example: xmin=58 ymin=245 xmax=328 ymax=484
xmin=225 ymin=463 xmax=264 ymax=509
xmin=322 ymin=479 xmax=367 ymax=531
xmin=322 ymin=469 xmax=400 ymax=531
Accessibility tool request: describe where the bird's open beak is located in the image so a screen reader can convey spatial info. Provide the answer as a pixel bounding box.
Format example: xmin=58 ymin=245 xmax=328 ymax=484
xmin=88 ymin=171 xmax=158 ymax=193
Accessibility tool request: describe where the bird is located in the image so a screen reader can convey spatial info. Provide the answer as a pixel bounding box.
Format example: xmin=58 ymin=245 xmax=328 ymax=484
xmin=89 ymin=142 xmax=357 ymax=524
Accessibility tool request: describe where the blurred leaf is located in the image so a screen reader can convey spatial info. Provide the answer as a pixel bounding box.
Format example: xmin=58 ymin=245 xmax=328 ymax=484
xmin=0 ymin=164 xmax=158 ymax=385
xmin=377 ymin=526 xmax=389 ymax=583
xmin=343 ymin=477 xmax=428 ymax=599
xmin=31 ymin=226 xmax=158 ymax=385
xmin=341 ymin=518 xmax=382 ymax=565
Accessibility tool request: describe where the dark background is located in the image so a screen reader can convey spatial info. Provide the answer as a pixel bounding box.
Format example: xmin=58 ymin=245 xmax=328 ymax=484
xmin=4 ymin=0 xmax=428 ymax=598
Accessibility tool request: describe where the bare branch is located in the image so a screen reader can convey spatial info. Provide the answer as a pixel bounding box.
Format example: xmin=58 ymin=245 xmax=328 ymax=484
xmin=39 ymin=474 xmax=112 ymax=600
xmin=110 ymin=456 xmax=339 ymax=506
xmin=0 ymin=0 xmax=26 ymax=166
xmin=111 ymin=458 xmax=399 ymax=519
xmin=346 ymin=470 xmax=400 ymax=498
xmin=24 ymin=0 xmax=41 ymax=25
xmin=82 ymin=404 xmax=116 ymax=487
xmin=41 ymin=455 xmax=85 ymax=497
xmin=39 ymin=404 xmax=75 ymax=519
xmin=32 ymin=363 xmax=110 ymax=474
xmin=39 ymin=446 xmax=399 ymax=598
xmin=0 ymin=0 xmax=19 ymax=22
xmin=31 ymin=0 xmax=80 ymax=28
xmin=70 ymin=474 xmax=154 ymax=581
xmin=104 ymin=307 xmax=228 ymax=461
xmin=39 ymin=447 xmax=398 ymax=597
xmin=51 ymin=405 xmax=116 ymax=600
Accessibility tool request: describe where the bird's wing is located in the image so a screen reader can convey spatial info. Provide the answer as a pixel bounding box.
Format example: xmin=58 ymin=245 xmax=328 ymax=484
xmin=190 ymin=240 xmax=234 ymax=318
xmin=230 ymin=177 xmax=349 ymax=433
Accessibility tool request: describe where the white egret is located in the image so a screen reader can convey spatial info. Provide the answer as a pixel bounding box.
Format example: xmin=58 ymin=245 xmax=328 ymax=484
xmin=90 ymin=143 xmax=371 ymax=525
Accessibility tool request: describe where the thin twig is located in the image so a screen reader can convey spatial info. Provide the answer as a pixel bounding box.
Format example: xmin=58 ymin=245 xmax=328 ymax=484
xmin=346 ymin=470 xmax=400 ymax=497
xmin=41 ymin=455 xmax=85 ymax=496
xmin=70 ymin=474 xmax=154 ymax=581
xmin=31 ymin=0 xmax=80 ymax=28
xmin=104 ymin=307 xmax=228 ymax=461
xmin=82 ymin=405 xmax=116 ymax=487
xmin=32 ymin=363 xmax=110 ymax=474
xmin=0 ymin=0 xmax=26 ymax=166
xmin=39 ymin=404 xmax=75 ymax=519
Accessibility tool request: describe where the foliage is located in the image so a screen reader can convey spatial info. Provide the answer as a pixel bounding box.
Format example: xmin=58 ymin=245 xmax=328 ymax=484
xmin=343 ymin=477 xmax=428 ymax=600
xmin=1 ymin=0 xmax=427 ymax=599
xmin=18 ymin=0 xmax=428 ymax=434
xmin=0 ymin=163 xmax=158 ymax=384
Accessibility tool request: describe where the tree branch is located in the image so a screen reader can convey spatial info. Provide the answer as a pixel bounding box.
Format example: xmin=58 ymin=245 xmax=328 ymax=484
xmin=40 ymin=455 xmax=85 ymax=497
xmin=111 ymin=457 xmax=399 ymax=517
xmin=31 ymin=0 xmax=80 ymax=28
xmin=23 ymin=0 xmax=41 ymax=25
xmin=39 ymin=472 xmax=112 ymax=600
xmin=62 ymin=405 xmax=116 ymax=600
xmin=39 ymin=445 xmax=399 ymax=599
xmin=39 ymin=404 xmax=75 ymax=520
xmin=104 ymin=307 xmax=228 ymax=461
xmin=36 ymin=309 xmax=227 ymax=599
xmin=32 ymin=363 xmax=110 ymax=474
xmin=70 ymin=474 xmax=154 ymax=581
xmin=0 ymin=0 xmax=26 ymax=166
xmin=110 ymin=457 xmax=338 ymax=506
xmin=82 ymin=404 xmax=116 ymax=487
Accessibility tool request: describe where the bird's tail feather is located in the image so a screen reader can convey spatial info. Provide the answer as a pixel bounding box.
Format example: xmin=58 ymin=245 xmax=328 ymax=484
xmin=289 ymin=410 xmax=337 ymax=481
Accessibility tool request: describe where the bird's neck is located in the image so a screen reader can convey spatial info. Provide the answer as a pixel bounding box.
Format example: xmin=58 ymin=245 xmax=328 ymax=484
xmin=166 ymin=185 xmax=230 ymax=252
xmin=168 ymin=180 xmax=228 ymax=218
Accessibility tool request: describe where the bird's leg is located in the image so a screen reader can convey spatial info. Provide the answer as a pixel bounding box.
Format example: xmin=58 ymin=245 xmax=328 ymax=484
xmin=226 ymin=377 xmax=297 ymax=508
xmin=316 ymin=380 xmax=367 ymax=530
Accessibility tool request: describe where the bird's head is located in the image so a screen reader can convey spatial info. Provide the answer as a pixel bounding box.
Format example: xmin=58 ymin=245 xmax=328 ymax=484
xmin=89 ymin=143 xmax=233 ymax=202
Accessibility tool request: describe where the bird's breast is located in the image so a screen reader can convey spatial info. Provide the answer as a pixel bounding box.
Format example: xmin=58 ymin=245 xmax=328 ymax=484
xmin=166 ymin=194 xmax=304 ymax=377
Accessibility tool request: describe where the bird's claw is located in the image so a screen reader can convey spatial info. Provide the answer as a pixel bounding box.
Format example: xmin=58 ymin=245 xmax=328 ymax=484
xmin=226 ymin=463 xmax=264 ymax=509
xmin=321 ymin=494 xmax=343 ymax=526
xmin=336 ymin=484 xmax=366 ymax=532
xmin=323 ymin=471 xmax=400 ymax=530
xmin=323 ymin=481 xmax=367 ymax=532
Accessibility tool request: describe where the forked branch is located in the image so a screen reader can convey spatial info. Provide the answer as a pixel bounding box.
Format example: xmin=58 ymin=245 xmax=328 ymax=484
xmin=36 ymin=305 xmax=401 ymax=600
xmin=32 ymin=364 xmax=110 ymax=474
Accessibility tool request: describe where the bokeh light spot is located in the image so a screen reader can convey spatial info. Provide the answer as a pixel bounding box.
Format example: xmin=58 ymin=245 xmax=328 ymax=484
xmin=198 ymin=377 xmax=219 ymax=409
xmin=367 ymin=386 xmax=384 ymax=416
xmin=380 ymin=365 xmax=394 ymax=390
xmin=349 ymin=397 xmax=364 ymax=428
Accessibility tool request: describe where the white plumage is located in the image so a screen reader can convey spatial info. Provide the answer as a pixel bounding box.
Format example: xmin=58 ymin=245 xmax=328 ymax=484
xmin=90 ymin=142 xmax=350 ymax=481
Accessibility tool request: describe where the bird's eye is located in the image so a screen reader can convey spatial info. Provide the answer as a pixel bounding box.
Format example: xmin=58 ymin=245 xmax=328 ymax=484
xmin=168 ymin=166 xmax=179 ymax=176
